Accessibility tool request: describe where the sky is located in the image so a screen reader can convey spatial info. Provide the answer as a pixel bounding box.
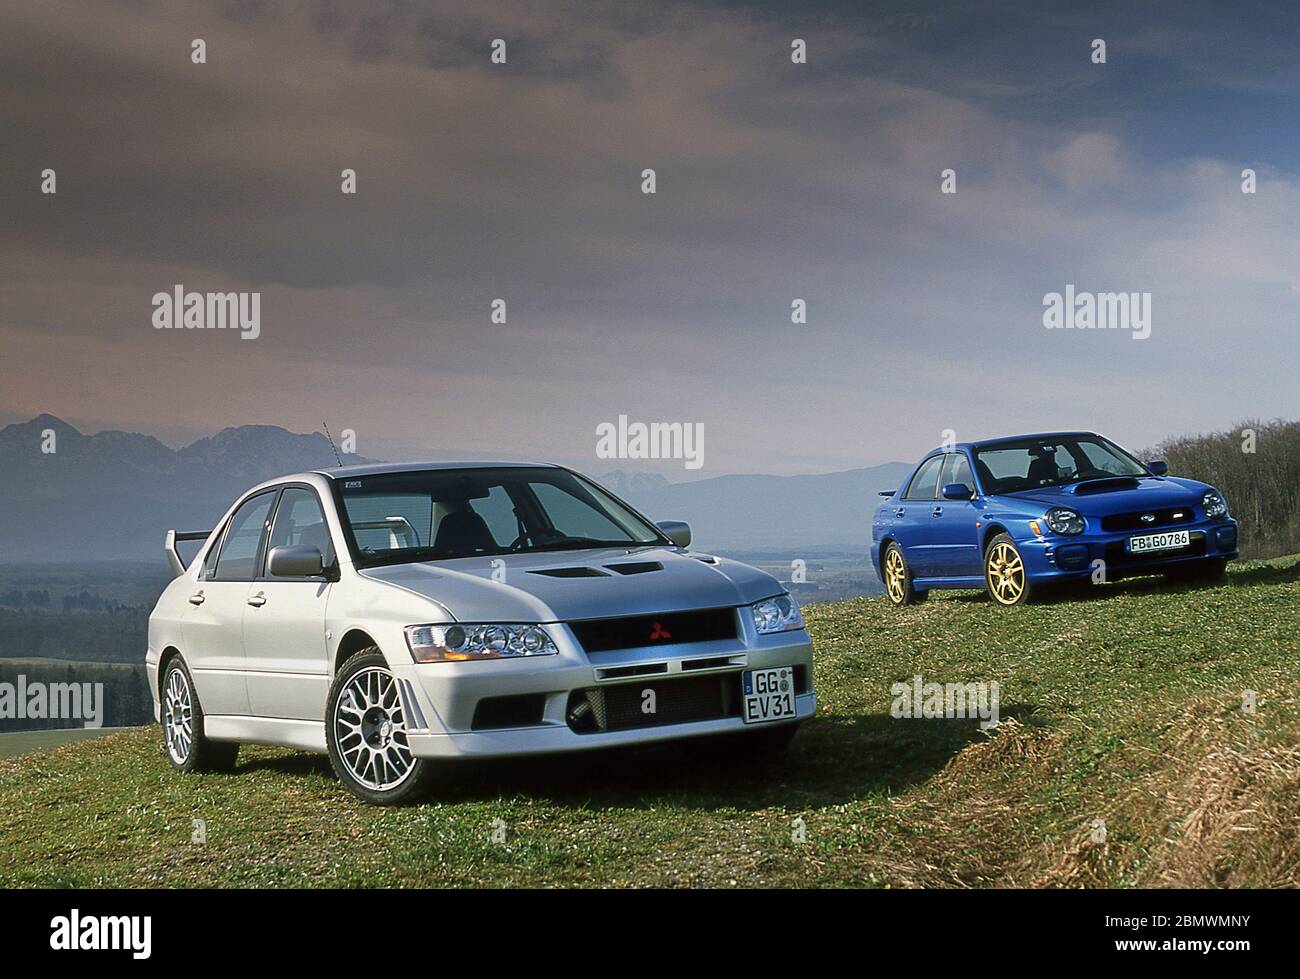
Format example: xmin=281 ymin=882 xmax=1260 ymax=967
xmin=1 ymin=0 xmax=1297 ymax=478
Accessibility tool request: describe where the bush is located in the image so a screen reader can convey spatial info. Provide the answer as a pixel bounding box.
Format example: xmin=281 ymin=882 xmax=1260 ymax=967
xmin=1148 ymin=418 xmax=1300 ymax=559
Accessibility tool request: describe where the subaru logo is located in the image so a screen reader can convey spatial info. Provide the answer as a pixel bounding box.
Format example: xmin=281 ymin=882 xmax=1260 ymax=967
xmin=1140 ymin=513 xmax=1156 ymax=524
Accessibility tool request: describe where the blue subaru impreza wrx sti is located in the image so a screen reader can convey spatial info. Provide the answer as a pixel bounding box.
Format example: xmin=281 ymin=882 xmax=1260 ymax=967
xmin=871 ymin=432 xmax=1239 ymax=606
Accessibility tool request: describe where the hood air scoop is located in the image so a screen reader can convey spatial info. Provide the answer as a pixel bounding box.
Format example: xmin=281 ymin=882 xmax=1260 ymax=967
xmin=604 ymin=561 xmax=664 ymax=575
xmin=1070 ymin=476 xmax=1141 ymax=495
xmin=529 ymin=567 xmax=611 ymax=578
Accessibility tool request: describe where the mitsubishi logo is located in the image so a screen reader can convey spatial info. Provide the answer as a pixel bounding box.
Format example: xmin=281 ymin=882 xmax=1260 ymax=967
xmin=1140 ymin=513 xmax=1156 ymax=524
xmin=648 ymin=621 xmax=672 ymax=641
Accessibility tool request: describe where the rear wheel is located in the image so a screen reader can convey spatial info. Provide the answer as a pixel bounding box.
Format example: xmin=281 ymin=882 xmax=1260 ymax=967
xmin=984 ymin=534 xmax=1035 ymax=606
xmin=882 ymin=542 xmax=927 ymax=606
xmin=161 ymin=657 xmax=239 ymax=773
xmin=327 ymin=648 xmax=437 ymax=805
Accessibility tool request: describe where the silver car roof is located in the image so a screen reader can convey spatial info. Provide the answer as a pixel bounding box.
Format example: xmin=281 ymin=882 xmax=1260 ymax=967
xmin=311 ymin=461 xmax=559 ymax=479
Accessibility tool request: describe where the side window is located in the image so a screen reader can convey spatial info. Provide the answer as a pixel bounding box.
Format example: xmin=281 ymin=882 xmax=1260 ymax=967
xmin=267 ymin=488 xmax=334 ymax=574
xmin=212 ymin=493 xmax=276 ymax=581
xmin=903 ymin=456 xmax=944 ymax=501
xmin=201 ymin=525 xmax=227 ymax=580
xmin=941 ymin=453 xmax=975 ymax=493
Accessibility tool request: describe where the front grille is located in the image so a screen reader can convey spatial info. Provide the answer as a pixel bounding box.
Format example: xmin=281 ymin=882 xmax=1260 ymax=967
xmin=566 ymin=674 xmax=741 ymax=733
xmin=1101 ymin=508 xmax=1196 ymax=532
xmin=569 ymin=607 xmax=738 ymax=654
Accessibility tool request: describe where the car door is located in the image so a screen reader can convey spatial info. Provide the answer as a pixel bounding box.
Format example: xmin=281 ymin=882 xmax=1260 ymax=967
xmin=242 ymin=485 xmax=334 ymax=721
xmin=179 ymin=491 xmax=276 ymax=716
xmin=895 ymin=455 xmax=945 ymax=576
xmin=930 ymin=452 xmax=983 ymax=576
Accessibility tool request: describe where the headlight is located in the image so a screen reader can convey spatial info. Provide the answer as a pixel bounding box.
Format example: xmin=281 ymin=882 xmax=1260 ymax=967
xmin=750 ymin=594 xmax=805 ymax=635
xmin=1202 ymin=490 xmax=1228 ymax=519
xmin=1044 ymin=507 xmax=1085 ymax=535
xmin=404 ymin=623 xmax=558 ymax=663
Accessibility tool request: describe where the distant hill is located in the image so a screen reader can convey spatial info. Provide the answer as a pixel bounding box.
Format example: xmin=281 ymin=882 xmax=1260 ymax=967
xmin=0 ymin=415 xmax=908 ymax=562
xmin=0 ymin=415 xmax=377 ymax=562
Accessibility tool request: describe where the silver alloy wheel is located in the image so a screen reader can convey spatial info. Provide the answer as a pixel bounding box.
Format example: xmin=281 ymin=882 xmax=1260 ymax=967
xmin=333 ymin=666 xmax=416 ymax=791
xmin=164 ymin=666 xmax=194 ymax=765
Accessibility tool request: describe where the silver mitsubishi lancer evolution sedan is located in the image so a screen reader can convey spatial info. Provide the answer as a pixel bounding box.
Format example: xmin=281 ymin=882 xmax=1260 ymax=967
xmin=147 ymin=463 xmax=815 ymax=803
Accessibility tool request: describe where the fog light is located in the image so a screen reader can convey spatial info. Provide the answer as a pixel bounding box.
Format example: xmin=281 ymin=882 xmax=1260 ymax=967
xmin=1055 ymin=543 xmax=1090 ymax=570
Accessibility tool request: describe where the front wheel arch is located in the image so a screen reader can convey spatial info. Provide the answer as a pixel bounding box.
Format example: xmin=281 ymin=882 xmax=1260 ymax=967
xmin=981 ymin=523 xmax=1010 ymax=554
xmin=334 ymin=628 xmax=380 ymax=675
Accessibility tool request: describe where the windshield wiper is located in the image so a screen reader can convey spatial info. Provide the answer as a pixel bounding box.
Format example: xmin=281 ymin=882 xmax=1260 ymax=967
xmin=517 ymin=538 xmax=660 ymax=553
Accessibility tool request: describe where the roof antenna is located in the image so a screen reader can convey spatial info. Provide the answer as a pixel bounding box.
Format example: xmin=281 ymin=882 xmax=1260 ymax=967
xmin=322 ymin=421 xmax=344 ymax=468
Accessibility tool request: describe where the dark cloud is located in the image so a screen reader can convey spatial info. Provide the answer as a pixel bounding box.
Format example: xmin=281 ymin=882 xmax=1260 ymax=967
xmin=0 ymin=0 xmax=1296 ymax=475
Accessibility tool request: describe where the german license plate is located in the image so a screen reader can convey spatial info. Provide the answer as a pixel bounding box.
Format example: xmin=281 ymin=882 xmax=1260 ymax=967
xmin=1128 ymin=529 xmax=1191 ymax=553
xmin=741 ymin=666 xmax=797 ymax=724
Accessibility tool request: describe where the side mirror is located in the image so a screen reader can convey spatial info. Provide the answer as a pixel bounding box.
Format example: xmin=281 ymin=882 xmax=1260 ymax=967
xmin=1147 ymin=460 xmax=1168 ymax=476
xmin=941 ymin=482 xmax=974 ymax=500
xmin=656 ymin=520 xmax=692 ymax=549
xmin=268 ymin=544 xmax=324 ymax=577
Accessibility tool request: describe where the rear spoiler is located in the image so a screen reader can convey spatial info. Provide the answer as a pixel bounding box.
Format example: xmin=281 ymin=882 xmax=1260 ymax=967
xmin=165 ymin=529 xmax=212 ymax=577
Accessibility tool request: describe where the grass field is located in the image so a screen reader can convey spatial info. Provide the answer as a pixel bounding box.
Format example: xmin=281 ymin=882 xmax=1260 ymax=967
xmin=1 ymin=556 xmax=1297 ymax=888
xmin=0 ymin=727 xmax=133 ymax=759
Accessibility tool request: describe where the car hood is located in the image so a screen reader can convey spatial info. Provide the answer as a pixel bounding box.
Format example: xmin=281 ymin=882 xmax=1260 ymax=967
xmin=1004 ymin=476 xmax=1208 ymax=515
xmin=358 ymin=546 xmax=783 ymax=622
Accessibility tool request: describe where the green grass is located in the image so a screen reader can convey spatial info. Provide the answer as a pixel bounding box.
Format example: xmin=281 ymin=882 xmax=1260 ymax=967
xmin=0 ymin=727 xmax=132 ymax=759
xmin=2 ymin=556 xmax=1298 ymax=888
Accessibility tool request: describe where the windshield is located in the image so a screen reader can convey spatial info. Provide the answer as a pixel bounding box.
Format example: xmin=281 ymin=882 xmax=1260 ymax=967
xmin=973 ymin=436 xmax=1148 ymax=494
xmin=334 ymin=467 xmax=668 ymax=567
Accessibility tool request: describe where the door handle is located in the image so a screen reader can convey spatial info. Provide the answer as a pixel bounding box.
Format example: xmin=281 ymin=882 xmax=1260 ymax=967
xmin=932 ymin=506 xmax=943 ymax=516
xmin=247 ymin=592 xmax=267 ymax=608
xmin=895 ymin=508 xmax=906 ymax=517
xmin=188 ymin=591 xmax=205 ymax=606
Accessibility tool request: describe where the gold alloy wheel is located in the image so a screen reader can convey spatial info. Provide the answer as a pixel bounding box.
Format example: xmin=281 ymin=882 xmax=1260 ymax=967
xmin=986 ymin=540 xmax=1026 ymax=604
xmin=884 ymin=547 xmax=907 ymax=603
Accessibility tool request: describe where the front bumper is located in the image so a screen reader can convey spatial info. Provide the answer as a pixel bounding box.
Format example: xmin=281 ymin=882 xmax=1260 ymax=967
xmin=1019 ymin=518 xmax=1238 ymax=580
xmin=391 ymin=619 xmax=816 ymax=759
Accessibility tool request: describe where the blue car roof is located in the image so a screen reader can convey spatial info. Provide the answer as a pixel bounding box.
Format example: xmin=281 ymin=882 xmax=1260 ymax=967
xmin=932 ymin=431 xmax=1101 ymax=454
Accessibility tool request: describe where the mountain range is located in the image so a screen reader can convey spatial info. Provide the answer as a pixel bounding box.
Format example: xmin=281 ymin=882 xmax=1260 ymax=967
xmin=0 ymin=415 xmax=910 ymax=562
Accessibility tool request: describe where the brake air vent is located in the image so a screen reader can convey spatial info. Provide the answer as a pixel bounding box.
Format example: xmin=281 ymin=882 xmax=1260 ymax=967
xmin=604 ymin=561 xmax=663 ymax=575
xmin=530 ymin=567 xmax=610 ymax=578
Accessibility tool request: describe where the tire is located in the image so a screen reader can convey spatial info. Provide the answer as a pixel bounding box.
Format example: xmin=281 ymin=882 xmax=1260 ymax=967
xmin=326 ymin=648 xmax=437 ymax=805
xmin=1167 ymin=558 xmax=1227 ymax=584
xmin=161 ymin=657 xmax=239 ymax=773
xmin=984 ymin=533 xmax=1035 ymax=606
xmin=882 ymin=542 xmax=928 ymax=606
